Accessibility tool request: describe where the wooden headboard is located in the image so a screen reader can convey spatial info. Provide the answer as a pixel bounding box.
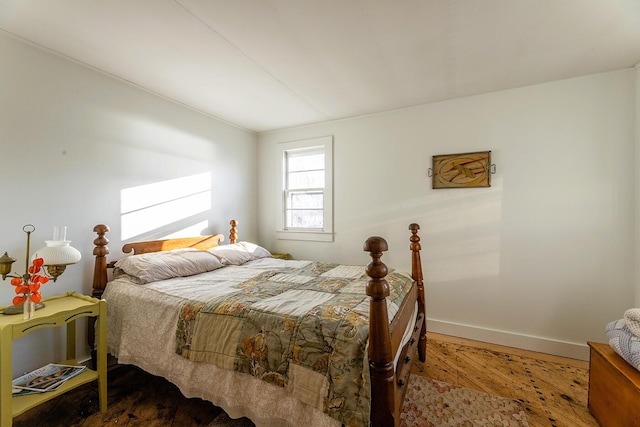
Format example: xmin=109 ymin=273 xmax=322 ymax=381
xmin=121 ymin=234 xmax=225 ymax=255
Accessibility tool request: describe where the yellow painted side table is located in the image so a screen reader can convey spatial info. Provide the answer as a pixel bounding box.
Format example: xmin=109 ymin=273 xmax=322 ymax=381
xmin=0 ymin=292 xmax=107 ymax=426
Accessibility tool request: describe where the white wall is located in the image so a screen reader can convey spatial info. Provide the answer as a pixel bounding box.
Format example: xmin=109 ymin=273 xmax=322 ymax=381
xmin=258 ymin=70 xmax=637 ymax=360
xmin=0 ymin=33 xmax=258 ymax=376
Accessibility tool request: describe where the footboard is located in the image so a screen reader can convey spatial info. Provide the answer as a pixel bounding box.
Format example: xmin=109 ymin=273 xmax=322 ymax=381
xmin=365 ymin=224 xmax=427 ymax=427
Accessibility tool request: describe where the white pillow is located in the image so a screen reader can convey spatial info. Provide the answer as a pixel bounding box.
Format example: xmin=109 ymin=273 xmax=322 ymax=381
xmin=114 ymin=248 xmax=224 ymax=284
xmin=208 ymin=242 xmax=272 ymax=265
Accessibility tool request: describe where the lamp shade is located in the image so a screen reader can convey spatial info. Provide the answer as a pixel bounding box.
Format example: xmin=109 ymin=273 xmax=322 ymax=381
xmin=34 ymin=241 xmax=82 ymax=266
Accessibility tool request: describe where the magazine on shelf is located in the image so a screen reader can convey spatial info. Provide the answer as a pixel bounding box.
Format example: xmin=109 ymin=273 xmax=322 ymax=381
xmin=12 ymin=363 xmax=86 ymax=395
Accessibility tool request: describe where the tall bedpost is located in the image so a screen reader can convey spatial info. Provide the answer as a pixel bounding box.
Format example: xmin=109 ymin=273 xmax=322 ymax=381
xmin=229 ymin=219 xmax=238 ymax=244
xmin=92 ymin=224 xmax=110 ymax=300
xmin=364 ymin=236 xmax=397 ymax=427
xmin=90 ymin=224 xmax=109 ymax=369
xmin=409 ymin=223 xmax=427 ymax=362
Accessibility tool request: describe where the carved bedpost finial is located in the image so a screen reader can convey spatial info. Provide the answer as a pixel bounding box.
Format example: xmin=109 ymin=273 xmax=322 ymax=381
xmin=230 ymin=219 xmax=238 ymax=244
xmin=364 ymin=236 xmax=389 ymax=299
xmin=408 ymin=223 xmax=423 ymax=285
xmin=409 ymin=223 xmax=421 ymax=251
xmin=93 ymin=224 xmax=110 ymax=258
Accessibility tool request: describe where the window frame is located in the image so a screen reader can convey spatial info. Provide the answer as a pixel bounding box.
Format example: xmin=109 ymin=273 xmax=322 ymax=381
xmin=276 ymin=136 xmax=334 ymax=242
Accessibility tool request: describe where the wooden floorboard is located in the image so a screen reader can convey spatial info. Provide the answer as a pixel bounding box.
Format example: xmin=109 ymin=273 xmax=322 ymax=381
xmin=13 ymin=332 xmax=600 ymax=426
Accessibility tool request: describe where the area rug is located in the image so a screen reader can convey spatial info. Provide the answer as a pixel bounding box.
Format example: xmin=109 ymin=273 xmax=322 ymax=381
xmin=208 ymin=375 xmax=529 ymax=427
xmin=208 ymin=412 xmax=255 ymax=426
xmin=400 ymin=375 xmax=529 ymax=427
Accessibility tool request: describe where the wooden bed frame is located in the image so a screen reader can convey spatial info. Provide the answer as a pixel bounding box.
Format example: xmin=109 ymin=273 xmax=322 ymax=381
xmin=90 ymin=220 xmax=427 ymax=427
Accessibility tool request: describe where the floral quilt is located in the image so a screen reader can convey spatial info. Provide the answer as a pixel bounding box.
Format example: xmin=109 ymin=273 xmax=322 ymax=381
xmin=175 ymin=261 xmax=414 ymax=427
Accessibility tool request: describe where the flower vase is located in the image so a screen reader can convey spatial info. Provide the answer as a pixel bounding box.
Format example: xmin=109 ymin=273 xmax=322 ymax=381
xmin=23 ymin=294 xmax=35 ymax=320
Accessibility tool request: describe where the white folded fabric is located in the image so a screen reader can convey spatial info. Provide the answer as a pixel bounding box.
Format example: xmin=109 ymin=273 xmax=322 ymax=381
xmin=624 ymin=308 xmax=640 ymax=338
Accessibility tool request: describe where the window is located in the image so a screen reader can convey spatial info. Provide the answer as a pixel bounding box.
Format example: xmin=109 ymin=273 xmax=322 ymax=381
xmin=276 ymin=136 xmax=333 ymax=242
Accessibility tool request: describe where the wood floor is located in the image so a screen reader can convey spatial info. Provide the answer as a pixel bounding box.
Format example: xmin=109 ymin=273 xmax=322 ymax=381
xmin=420 ymin=333 xmax=599 ymax=427
xmin=13 ymin=332 xmax=600 ymax=427
xmin=12 ymin=362 xmax=224 ymax=427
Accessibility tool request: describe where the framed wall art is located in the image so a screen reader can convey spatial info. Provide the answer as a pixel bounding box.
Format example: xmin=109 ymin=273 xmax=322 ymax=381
xmin=431 ymin=151 xmax=492 ymax=189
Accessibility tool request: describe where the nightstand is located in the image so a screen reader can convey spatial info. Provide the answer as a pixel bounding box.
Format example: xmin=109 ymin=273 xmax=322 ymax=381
xmin=0 ymin=292 xmax=107 ymax=426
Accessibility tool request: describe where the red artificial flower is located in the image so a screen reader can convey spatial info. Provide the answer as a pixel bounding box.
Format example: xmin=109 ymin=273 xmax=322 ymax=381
xmin=30 ymin=292 xmax=42 ymax=303
xmin=11 ymin=257 xmax=49 ymax=306
xmin=14 ymin=285 xmax=28 ymax=294
xmin=32 ymin=275 xmax=49 ymax=285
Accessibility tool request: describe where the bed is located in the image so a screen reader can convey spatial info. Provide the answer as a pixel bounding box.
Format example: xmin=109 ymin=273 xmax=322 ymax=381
xmin=90 ymin=220 xmax=427 ymax=427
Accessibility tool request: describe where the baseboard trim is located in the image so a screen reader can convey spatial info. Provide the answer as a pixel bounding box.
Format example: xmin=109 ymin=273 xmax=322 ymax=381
xmin=427 ymin=319 xmax=590 ymax=361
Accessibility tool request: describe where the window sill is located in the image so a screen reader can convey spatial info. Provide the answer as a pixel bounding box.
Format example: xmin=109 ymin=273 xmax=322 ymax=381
xmin=276 ymin=230 xmax=334 ymax=242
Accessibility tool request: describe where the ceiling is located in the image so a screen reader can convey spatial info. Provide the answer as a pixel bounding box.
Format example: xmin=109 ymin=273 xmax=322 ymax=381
xmin=1 ymin=0 xmax=640 ymax=133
